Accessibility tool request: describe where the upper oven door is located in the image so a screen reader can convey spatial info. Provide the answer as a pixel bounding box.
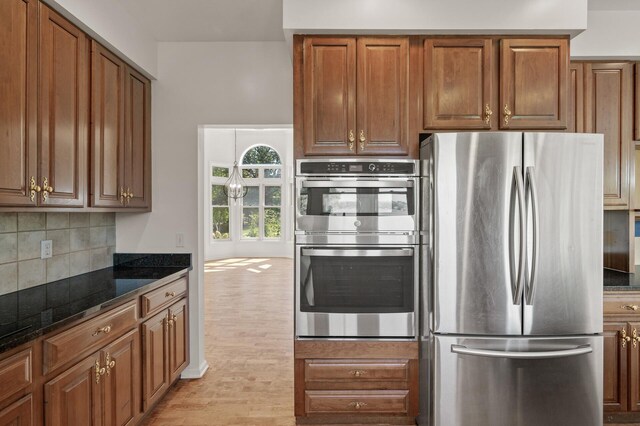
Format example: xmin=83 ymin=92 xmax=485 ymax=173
xmin=295 ymin=177 xmax=418 ymax=233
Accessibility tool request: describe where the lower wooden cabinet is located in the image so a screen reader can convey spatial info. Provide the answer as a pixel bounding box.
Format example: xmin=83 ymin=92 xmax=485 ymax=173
xmin=168 ymin=299 xmax=188 ymax=383
xmin=102 ymin=330 xmax=141 ymax=426
xmin=0 ymin=394 xmax=34 ymax=425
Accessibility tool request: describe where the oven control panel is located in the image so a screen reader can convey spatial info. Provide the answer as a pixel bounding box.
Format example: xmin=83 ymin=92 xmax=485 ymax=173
xmin=299 ymin=160 xmax=417 ymax=175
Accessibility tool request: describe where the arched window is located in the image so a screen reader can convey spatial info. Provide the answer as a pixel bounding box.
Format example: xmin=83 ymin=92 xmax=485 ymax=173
xmin=238 ymin=145 xmax=283 ymax=240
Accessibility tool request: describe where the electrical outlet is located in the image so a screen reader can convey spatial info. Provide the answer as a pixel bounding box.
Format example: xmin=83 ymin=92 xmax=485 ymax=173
xmin=41 ymin=240 xmax=53 ymax=259
xmin=176 ymin=233 xmax=184 ymax=248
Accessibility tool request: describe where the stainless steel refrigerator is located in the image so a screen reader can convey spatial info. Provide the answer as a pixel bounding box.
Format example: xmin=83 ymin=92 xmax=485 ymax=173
xmin=419 ymin=132 xmax=603 ymax=426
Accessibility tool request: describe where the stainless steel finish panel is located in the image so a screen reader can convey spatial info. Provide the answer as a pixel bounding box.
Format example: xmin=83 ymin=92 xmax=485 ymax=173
xmin=295 ymin=232 xmax=418 ymax=245
xmin=523 ymin=133 xmax=603 ymax=335
xmin=296 ymin=158 xmax=420 ymax=176
xmin=424 ymin=334 xmax=603 ymax=426
xmin=428 ymin=132 xmax=523 ymax=335
xmin=301 ymin=178 xmax=415 ymax=188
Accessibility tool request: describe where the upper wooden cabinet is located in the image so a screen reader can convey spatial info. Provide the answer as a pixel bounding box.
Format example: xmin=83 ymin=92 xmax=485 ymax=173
xmin=423 ymin=38 xmax=493 ymax=129
xmin=584 ymin=62 xmax=633 ymax=210
xmin=39 ymin=4 xmax=88 ymax=207
xmin=91 ymin=41 xmax=151 ymax=209
xmin=300 ymin=37 xmax=410 ymax=157
xmin=635 ymin=63 xmax=640 ymax=141
xmin=0 ymin=0 xmax=38 ymax=206
xmin=500 ymin=39 xmax=569 ymax=129
xmin=567 ymin=62 xmax=584 ymax=133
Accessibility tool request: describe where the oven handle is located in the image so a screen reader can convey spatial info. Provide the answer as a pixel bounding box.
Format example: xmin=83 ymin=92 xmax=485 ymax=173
xmin=301 ymin=179 xmax=414 ymax=188
xmin=301 ymin=248 xmax=414 ymax=257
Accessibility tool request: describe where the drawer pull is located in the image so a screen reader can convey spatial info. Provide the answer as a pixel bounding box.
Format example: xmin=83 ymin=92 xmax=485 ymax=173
xmin=95 ymin=359 xmax=106 ymax=384
xmin=105 ymin=352 xmax=116 ymax=375
xmin=349 ymin=401 xmax=367 ymax=410
xmin=621 ymin=305 xmax=640 ymax=311
xmin=166 ymin=291 xmax=176 ymax=298
xmin=92 ymin=325 xmax=112 ymax=336
xmin=350 ymin=369 xmax=367 ymax=377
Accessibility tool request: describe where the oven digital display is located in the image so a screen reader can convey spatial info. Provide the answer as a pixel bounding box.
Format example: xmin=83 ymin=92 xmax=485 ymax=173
xmin=348 ymin=165 xmax=363 ymax=172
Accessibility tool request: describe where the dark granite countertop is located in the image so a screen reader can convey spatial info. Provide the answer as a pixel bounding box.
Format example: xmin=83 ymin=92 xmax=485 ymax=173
xmin=0 ymin=253 xmax=191 ymax=353
xmin=604 ymin=266 xmax=640 ymax=291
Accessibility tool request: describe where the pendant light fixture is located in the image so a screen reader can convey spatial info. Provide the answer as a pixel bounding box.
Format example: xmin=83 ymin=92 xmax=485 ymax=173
xmin=223 ymin=129 xmax=249 ymax=202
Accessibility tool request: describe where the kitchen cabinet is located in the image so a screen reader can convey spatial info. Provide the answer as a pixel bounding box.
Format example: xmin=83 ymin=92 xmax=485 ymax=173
xmin=500 ymin=39 xmax=569 ymax=129
xmin=102 ymin=330 xmax=141 ymax=426
xmin=423 ymin=38 xmax=493 ymax=129
xmin=294 ymin=340 xmax=418 ymax=423
xmin=142 ymin=309 xmax=170 ymax=410
xmin=585 ymin=63 xmax=634 ymax=210
xmin=603 ymin=320 xmax=629 ymax=412
xmin=568 ymin=62 xmax=584 ymax=133
xmin=168 ymin=299 xmax=188 ymax=383
xmin=635 ymin=64 xmax=639 ymax=141
xmin=300 ymin=37 xmax=410 ymax=157
xmin=0 ymin=395 xmax=33 ymax=425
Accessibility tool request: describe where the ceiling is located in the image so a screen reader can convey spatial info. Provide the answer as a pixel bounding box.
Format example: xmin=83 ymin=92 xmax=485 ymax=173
xmin=116 ymin=0 xmax=285 ymax=42
xmin=588 ymin=0 xmax=640 ymax=10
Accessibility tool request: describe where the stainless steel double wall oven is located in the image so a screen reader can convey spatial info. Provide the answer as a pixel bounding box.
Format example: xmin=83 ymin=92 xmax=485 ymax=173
xmin=295 ymin=159 xmax=420 ymax=338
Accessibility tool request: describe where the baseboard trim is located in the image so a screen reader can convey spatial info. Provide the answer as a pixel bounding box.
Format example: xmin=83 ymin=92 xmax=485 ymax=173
xmin=180 ymin=360 xmax=209 ymax=379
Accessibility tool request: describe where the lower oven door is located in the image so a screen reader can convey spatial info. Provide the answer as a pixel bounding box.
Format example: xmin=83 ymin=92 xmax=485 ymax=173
xmin=295 ymin=245 xmax=417 ymax=338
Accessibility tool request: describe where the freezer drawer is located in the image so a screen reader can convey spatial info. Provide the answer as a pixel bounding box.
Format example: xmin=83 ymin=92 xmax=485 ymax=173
xmin=424 ymin=334 xmax=603 ymax=426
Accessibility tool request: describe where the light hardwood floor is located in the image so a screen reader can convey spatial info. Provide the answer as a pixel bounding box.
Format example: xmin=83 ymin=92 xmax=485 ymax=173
xmin=142 ymin=257 xmax=296 ymax=426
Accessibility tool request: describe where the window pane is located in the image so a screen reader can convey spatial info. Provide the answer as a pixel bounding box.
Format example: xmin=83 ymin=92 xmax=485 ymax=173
xmin=212 ymin=166 xmax=229 ymax=178
xmin=242 ymin=208 xmax=259 ymax=238
xmin=242 ymin=168 xmax=258 ymax=178
xmin=241 ymin=145 xmax=281 ymax=165
xmin=243 ymin=186 xmax=259 ymax=206
xmin=265 ymin=186 xmax=281 ymax=206
xmin=264 ymin=168 xmax=282 ymax=179
xmin=212 ymin=207 xmax=230 ymax=239
xmin=264 ymin=208 xmax=281 ymax=238
xmin=211 ymin=184 xmax=228 ymax=206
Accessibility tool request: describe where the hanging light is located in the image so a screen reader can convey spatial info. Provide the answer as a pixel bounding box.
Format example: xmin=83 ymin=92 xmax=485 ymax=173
xmin=223 ymin=129 xmax=249 ymax=202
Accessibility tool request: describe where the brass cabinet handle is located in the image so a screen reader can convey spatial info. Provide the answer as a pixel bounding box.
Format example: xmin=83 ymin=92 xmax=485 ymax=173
xmin=349 ymin=401 xmax=367 ymax=409
xmin=350 ymin=370 xmax=367 ymax=377
xmin=95 ymin=359 xmax=106 ymax=384
xmin=164 ymin=315 xmax=169 ymax=332
xmin=359 ymin=130 xmax=365 ymax=151
xmin=166 ymin=291 xmax=176 ymax=298
xmin=504 ymin=104 xmax=512 ymax=126
xmin=41 ymin=177 xmax=53 ymax=202
xmin=29 ymin=176 xmax=41 ymax=203
xmin=125 ymin=187 xmax=132 ymax=205
xmin=92 ymin=325 xmax=112 ymax=336
xmin=484 ymin=104 xmax=493 ymax=125
xmin=621 ymin=328 xmax=632 ymax=348
xmin=633 ymin=329 xmax=639 ymax=349
xmin=348 ymin=130 xmax=355 ymax=152
xmin=105 ymin=352 xmax=116 ymax=375
xmin=120 ymin=186 xmax=126 ymax=205
xmin=621 ymin=305 xmax=640 ymax=311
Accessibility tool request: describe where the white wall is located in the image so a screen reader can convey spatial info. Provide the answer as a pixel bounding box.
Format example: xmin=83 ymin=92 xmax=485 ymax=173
xmin=203 ymin=127 xmax=294 ymax=261
xmin=44 ymin=0 xmax=158 ymax=78
xmin=116 ymin=41 xmax=293 ymax=378
xmin=571 ymin=10 xmax=640 ymax=59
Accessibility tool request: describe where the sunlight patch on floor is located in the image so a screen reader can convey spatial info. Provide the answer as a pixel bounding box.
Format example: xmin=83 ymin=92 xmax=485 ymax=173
xmin=205 ymin=258 xmax=273 ymax=274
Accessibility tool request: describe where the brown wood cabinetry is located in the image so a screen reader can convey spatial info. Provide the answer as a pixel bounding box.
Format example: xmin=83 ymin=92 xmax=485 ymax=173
xmin=604 ymin=320 xmax=628 ymax=412
xmin=585 ymin=63 xmax=634 ymax=210
xmin=168 ymin=299 xmax=188 ymax=383
xmin=568 ymin=62 xmax=584 ymax=133
xmin=423 ymin=38 xmax=493 ymax=129
xmin=500 ymin=39 xmax=568 ymax=129
xmin=0 ymin=394 xmax=33 ymax=425
xmin=102 ymin=330 xmax=141 ymax=426
xmin=299 ymin=36 xmax=411 ymax=157
xmin=295 ymin=340 xmax=418 ymax=424
xmin=635 ymin=64 xmax=639 ymax=141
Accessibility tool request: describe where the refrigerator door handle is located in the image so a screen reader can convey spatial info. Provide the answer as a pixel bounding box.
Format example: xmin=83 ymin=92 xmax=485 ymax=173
xmin=510 ymin=166 xmax=526 ymax=305
xmin=450 ymin=344 xmax=592 ymax=359
xmin=525 ymin=166 xmax=540 ymax=305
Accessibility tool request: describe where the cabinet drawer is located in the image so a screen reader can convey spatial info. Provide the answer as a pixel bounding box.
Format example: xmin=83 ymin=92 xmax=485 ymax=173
xmin=0 ymin=349 xmax=32 ymax=401
xmin=604 ymin=294 xmax=640 ymax=315
xmin=305 ymin=390 xmax=409 ymax=415
xmin=43 ymin=301 xmax=137 ymax=374
xmin=305 ymin=359 xmax=409 ymax=382
xmin=141 ymin=277 xmax=187 ymax=317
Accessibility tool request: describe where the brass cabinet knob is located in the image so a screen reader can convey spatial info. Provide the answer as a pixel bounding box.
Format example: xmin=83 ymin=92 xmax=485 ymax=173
xmin=125 ymin=187 xmax=133 ymax=205
xmin=621 ymin=305 xmax=640 ymax=311
xmin=105 ymin=352 xmax=116 ymax=375
xmin=120 ymin=186 xmax=126 ymax=205
xmin=349 ymin=401 xmax=367 ymax=409
xmin=29 ymin=176 xmax=41 ymax=203
xmin=621 ymin=328 xmax=631 ymax=348
xmin=166 ymin=291 xmax=176 ymax=298
xmin=95 ymin=359 xmax=106 ymax=384
xmin=41 ymin=177 xmax=53 ymax=202
xmin=350 ymin=370 xmax=367 ymax=377
xmin=359 ymin=130 xmax=366 ymax=151
xmin=484 ymin=104 xmax=493 ymax=125
xmin=348 ymin=130 xmax=355 ymax=152
xmin=633 ymin=329 xmax=639 ymax=349
xmin=92 ymin=324 xmax=112 ymax=336
xmin=503 ymin=104 xmax=512 ymax=126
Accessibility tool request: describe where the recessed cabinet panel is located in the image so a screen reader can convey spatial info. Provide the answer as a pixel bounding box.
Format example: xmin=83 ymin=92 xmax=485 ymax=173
xmin=603 ymin=321 xmax=628 ymax=412
xmin=142 ymin=310 xmax=169 ymax=410
xmin=568 ymin=62 xmax=584 ymax=133
xmin=169 ymin=299 xmax=188 ymax=383
xmin=303 ymin=38 xmax=356 ymax=155
xmin=39 ymin=4 xmax=87 ymax=207
xmin=424 ymin=38 xmax=492 ymax=129
xmin=102 ymin=330 xmax=140 ymax=426
xmin=0 ymin=0 xmax=38 ymax=206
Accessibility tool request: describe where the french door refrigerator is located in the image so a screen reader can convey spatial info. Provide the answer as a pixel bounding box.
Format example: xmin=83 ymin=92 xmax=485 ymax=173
xmin=419 ymin=132 xmax=603 ymax=426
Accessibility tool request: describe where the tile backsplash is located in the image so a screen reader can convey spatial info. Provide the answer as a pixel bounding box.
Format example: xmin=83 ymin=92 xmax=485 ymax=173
xmin=0 ymin=212 xmax=116 ymax=296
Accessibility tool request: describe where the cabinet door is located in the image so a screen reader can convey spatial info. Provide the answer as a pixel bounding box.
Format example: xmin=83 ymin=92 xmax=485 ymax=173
xmin=169 ymin=299 xmax=188 ymax=382
xmin=0 ymin=0 xmax=38 ymax=206
xmin=123 ymin=66 xmax=151 ymax=209
xmin=142 ymin=310 xmax=169 ymax=410
xmin=45 ymin=353 xmax=102 ymax=426
xmin=102 ymin=329 xmax=140 ymax=426
xmin=39 ymin=4 xmax=88 ymax=207
xmin=603 ymin=321 xmax=628 ymax=412
xmin=90 ymin=41 xmax=125 ymax=207
xmin=567 ymin=62 xmax=584 ymax=133
xmin=0 ymin=394 xmax=33 ymax=425
xmin=635 ymin=64 xmax=639 ymax=141
xmin=424 ymin=38 xmax=492 ymax=130
xmin=356 ymin=38 xmax=409 ymax=155
xmin=585 ymin=63 xmax=633 ymax=209
xmin=303 ymin=37 xmax=356 ymax=156
xmin=500 ymin=39 xmax=568 ymax=129
xmin=629 ymin=322 xmax=640 ymax=411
